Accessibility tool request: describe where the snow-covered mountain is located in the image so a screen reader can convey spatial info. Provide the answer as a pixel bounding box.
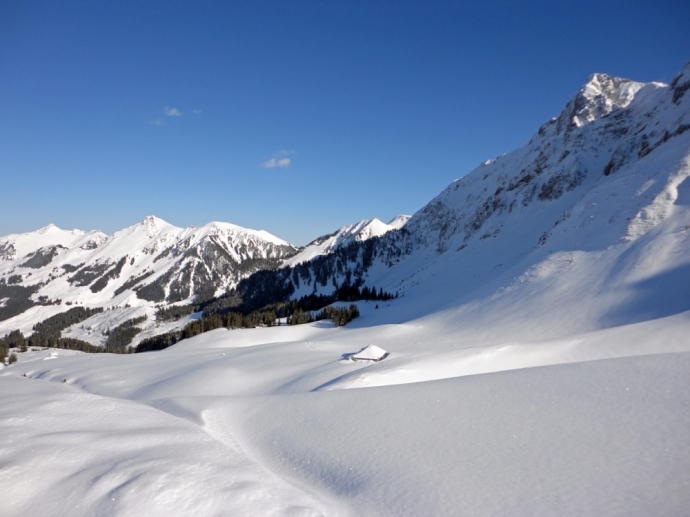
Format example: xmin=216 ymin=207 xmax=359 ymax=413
xmin=403 ymin=71 xmax=679 ymax=254
xmin=237 ymin=62 xmax=690 ymax=341
xmin=284 ymin=215 xmax=410 ymax=266
xmin=0 ymin=211 xmax=412 ymax=342
xmin=4 ymin=65 xmax=690 ymax=517
xmin=0 ymin=216 xmax=297 ymax=335
xmin=386 ymin=214 xmax=412 ymax=230
xmin=3 ymin=63 xmax=690 ymax=348
xmin=378 ymin=63 xmax=690 ymax=334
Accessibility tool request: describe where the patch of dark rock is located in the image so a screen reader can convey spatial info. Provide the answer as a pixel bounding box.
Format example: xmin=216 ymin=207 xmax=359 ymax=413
xmin=0 ymin=242 xmax=17 ymax=261
xmin=639 ymin=123 xmax=690 ymax=158
xmin=507 ymin=173 xmax=534 ymax=192
xmin=538 ymin=169 xmax=585 ymax=201
xmin=672 ymin=79 xmax=690 ymax=104
xmin=79 ymin=240 xmax=101 ymax=251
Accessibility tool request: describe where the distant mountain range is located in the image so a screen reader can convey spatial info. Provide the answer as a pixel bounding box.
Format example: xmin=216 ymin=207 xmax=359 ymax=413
xmin=0 ymin=213 xmax=410 ymax=341
xmin=2 ymin=61 xmax=689 ymax=348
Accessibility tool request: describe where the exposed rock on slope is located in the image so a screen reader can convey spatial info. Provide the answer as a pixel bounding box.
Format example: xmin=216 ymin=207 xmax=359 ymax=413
xmin=284 ymin=215 xmax=411 ymax=266
xmin=405 ymin=64 xmax=690 ymax=255
xmin=235 ymin=63 xmax=690 ymax=323
xmin=0 ymin=217 xmax=297 ymax=336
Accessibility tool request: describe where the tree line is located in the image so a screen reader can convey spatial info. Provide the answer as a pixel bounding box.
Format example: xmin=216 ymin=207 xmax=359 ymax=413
xmin=1 ymin=306 xmax=149 ymax=358
xmin=286 ymin=304 xmax=360 ymax=327
xmin=137 ymin=301 xmax=363 ymax=354
xmin=104 ymin=315 xmax=147 ymax=352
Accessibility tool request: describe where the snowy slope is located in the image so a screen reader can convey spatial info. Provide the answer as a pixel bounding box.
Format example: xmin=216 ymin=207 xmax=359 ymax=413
xmin=284 ymin=215 xmax=410 ymax=266
xmin=0 ymin=216 xmax=297 ymax=337
xmin=2 ymin=311 xmax=688 ymax=516
xmin=376 ymin=64 xmax=690 ymax=333
xmin=386 ymin=214 xmax=411 ymax=230
xmin=255 ymin=63 xmax=690 ymax=343
xmin=2 ymin=64 xmax=690 ymax=517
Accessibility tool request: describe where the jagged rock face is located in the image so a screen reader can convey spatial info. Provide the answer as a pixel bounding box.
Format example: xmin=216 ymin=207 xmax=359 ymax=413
xmin=134 ymin=225 xmax=296 ymax=303
xmin=0 ymin=242 xmax=17 ymax=261
xmin=555 ymin=73 xmax=644 ymax=133
xmin=405 ymin=64 xmax=690 ymax=255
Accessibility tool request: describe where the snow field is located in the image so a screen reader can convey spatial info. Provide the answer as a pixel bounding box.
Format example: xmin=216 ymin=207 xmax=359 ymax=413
xmin=3 ymin=339 xmax=688 ymax=516
xmin=3 ymin=65 xmax=690 ymax=516
xmin=0 ymin=375 xmax=343 ymax=517
xmin=222 ymin=351 xmax=690 ymax=516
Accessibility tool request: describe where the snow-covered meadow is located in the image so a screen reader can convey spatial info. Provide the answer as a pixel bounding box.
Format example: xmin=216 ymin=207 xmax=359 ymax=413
xmin=3 ymin=64 xmax=690 ymax=516
xmin=3 ymin=289 xmax=690 ymax=516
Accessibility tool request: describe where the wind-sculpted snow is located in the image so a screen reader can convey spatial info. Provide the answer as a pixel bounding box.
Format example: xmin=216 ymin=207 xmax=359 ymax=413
xmin=0 ymin=375 xmax=339 ymax=517
xmin=2 ymin=307 xmax=689 ymax=516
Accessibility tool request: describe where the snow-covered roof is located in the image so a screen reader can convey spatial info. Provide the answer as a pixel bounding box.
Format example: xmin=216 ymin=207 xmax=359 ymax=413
xmin=351 ymin=344 xmax=388 ymax=362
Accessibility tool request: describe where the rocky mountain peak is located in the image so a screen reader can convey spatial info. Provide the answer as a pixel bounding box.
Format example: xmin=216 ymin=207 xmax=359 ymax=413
xmin=556 ymin=73 xmax=644 ymax=133
xmin=140 ymin=215 xmax=168 ymax=230
xmin=117 ymin=215 xmax=177 ymax=241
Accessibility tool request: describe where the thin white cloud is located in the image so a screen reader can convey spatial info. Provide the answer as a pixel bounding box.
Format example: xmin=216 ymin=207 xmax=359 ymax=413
xmin=261 ymin=150 xmax=296 ymax=168
xmin=192 ymin=109 xmax=202 ymax=116
xmin=149 ymin=119 xmax=162 ymax=126
xmin=262 ymin=157 xmax=291 ymax=168
xmin=164 ymin=107 xmax=183 ymax=117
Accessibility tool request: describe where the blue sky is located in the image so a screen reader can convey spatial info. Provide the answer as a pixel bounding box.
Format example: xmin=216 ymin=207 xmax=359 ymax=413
xmin=1 ymin=1 xmax=688 ymax=245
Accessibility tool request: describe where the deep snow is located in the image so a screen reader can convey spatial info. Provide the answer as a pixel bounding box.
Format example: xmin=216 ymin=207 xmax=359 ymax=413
xmin=2 ymin=311 xmax=689 ymax=516
xmin=3 ymin=65 xmax=690 ymax=516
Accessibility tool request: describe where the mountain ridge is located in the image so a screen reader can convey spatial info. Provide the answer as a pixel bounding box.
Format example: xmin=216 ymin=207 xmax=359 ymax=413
xmin=0 ymin=216 xmax=300 ymax=337
xmin=230 ymin=62 xmax=690 ymax=343
xmin=2 ymin=63 xmax=689 ymax=348
xmin=284 ymin=215 xmax=411 ymax=267
xmin=0 ymin=213 xmax=410 ymax=342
